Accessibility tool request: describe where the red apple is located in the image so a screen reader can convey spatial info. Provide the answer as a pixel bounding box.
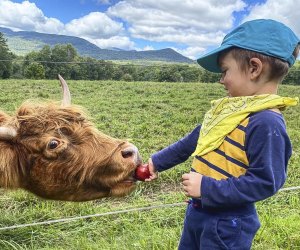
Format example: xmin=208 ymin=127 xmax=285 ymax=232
xmin=135 ymin=164 xmax=151 ymax=181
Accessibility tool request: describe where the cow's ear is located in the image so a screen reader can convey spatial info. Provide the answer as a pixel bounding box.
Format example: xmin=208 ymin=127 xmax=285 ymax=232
xmin=0 ymin=111 xmax=11 ymax=124
xmin=17 ymin=105 xmax=34 ymax=117
xmin=0 ymin=126 xmax=17 ymax=140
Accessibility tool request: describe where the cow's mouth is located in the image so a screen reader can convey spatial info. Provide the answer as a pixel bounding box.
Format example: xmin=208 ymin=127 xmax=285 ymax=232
xmin=122 ymin=176 xmax=137 ymax=184
xmin=121 ymin=171 xmax=137 ymax=185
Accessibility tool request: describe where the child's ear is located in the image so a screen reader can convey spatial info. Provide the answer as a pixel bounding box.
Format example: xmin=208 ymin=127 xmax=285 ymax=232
xmin=248 ymin=58 xmax=263 ymax=80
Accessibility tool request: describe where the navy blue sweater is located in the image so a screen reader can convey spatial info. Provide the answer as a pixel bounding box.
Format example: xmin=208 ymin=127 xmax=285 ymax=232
xmin=152 ymin=110 xmax=292 ymax=208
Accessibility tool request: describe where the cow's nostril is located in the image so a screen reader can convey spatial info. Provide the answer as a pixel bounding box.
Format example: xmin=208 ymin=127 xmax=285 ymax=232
xmin=121 ymin=149 xmax=134 ymax=159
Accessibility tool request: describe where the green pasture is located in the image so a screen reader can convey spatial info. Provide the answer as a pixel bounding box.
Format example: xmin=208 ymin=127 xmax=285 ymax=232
xmin=0 ymin=79 xmax=299 ymax=250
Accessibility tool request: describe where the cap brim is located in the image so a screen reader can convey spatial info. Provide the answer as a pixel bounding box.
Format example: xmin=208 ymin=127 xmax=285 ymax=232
xmin=197 ymin=44 xmax=233 ymax=73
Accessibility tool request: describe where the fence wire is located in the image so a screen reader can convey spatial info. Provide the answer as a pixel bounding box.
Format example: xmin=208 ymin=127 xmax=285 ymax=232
xmin=0 ymin=185 xmax=299 ymax=231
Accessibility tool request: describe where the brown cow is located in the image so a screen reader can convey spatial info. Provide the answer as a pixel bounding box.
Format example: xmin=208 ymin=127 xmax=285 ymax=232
xmin=0 ymin=75 xmax=141 ymax=201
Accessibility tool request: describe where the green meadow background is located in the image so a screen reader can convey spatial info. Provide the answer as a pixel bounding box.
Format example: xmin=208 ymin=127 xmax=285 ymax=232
xmin=0 ymin=79 xmax=299 ymax=250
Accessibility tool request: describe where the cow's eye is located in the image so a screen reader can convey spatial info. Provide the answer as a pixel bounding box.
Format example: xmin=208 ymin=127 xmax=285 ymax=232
xmin=48 ymin=140 xmax=59 ymax=149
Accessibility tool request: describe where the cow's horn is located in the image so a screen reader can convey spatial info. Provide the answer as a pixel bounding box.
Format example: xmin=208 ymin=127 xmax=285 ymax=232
xmin=58 ymin=74 xmax=71 ymax=106
xmin=0 ymin=127 xmax=17 ymax=140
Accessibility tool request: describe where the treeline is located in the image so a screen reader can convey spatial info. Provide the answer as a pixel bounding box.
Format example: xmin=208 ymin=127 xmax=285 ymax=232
xmin=1 ymin=32 xmax=300 ymax=84
xmin=2 ymin=41 xmax=220 ymax=83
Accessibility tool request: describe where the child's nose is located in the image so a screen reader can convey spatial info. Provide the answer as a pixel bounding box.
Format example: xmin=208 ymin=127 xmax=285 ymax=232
xmin=219 ymin=76 xmax=224 ymax=84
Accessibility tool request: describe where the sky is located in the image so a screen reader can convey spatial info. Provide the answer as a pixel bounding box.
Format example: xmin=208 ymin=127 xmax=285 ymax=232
xmin=0 ymin=0 xmax=299 ymax=60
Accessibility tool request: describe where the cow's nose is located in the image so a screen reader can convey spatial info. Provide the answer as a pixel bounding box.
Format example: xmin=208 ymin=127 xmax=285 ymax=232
xmin=121 ymin=145 xmax=142 ymax=165
xmin=121 ymin=146 xmax=137 ymax=159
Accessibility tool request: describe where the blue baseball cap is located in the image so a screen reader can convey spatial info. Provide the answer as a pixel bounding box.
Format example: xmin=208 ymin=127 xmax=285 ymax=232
xmin=197 ymin=19 xmax=300 ymax=73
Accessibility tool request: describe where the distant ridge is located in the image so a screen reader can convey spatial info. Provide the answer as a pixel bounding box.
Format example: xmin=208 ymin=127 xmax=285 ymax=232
xmin=0 ymin=27 xmax=194 ymax=63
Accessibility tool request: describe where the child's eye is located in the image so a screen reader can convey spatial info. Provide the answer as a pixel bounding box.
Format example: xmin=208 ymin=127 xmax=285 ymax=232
xmin=221 ymin=69 xmax=227 ymax=77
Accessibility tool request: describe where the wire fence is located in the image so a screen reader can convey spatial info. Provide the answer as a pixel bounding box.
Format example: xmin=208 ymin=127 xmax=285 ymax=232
xmin=0 ymin=58 xmax=197 ymax=67
xmin=0 ymin=185 xmax=299 ymax=231
xmin=1 ymin=58 xmax=300 ymax=69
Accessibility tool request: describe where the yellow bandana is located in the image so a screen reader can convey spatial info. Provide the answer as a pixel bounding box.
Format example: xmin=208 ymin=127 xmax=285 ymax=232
xmin=192 ymin=94 xmax=298 ymax=157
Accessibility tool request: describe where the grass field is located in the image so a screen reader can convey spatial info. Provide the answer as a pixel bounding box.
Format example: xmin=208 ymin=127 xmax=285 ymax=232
xmin=0 ymin=79 xmax=299 ymax=250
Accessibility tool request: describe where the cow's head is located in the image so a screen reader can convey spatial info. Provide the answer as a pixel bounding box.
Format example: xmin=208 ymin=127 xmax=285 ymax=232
xmin=0 ymin=75 xmax=141 ymax=201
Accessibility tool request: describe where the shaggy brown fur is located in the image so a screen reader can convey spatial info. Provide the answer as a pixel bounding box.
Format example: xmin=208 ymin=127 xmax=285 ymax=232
xmin=0 ymin=83 xmax=141 ymax=201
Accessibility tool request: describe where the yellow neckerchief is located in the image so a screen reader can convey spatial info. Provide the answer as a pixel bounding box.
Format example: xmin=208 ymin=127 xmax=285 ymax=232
xmin=192 ymin=94 xmax=298 ymax=157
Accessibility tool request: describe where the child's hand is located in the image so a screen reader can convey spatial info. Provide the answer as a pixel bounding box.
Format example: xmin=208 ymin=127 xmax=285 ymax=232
xmin=182 ymin=172 xmax=203 ymax=198
xmin=144 ymin=158 xmax=158 ymax=182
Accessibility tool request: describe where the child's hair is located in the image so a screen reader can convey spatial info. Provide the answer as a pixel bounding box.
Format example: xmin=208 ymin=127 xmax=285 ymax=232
xmin=220 ymin=44 xmax=300 ymax=83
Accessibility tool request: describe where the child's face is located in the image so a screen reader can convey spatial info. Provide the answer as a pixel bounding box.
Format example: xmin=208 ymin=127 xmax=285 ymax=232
xmin=219 ymin=52 xmax=255 ymax=97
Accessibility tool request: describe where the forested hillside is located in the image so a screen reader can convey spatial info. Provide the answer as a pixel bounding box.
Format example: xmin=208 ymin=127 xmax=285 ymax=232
xmin=0 ymin=27 xmax=193 ymax=63
xmin=1 ymin=31 xmax=300 ymax=84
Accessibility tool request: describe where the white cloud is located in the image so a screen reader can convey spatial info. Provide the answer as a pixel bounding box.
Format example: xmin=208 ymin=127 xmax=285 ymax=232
xmin=0 ymin=0 xmax=132 ymax=49
xmin=141 ymin=45 xmax=155 ymax=51
xmin=107 ymin=0 xmax=246 ymax=58
xmin=0 ymin=0 xmax=64 ymax=33
xmin=86 ymin=36 xmax=135 ymax=50
xmin=173 ymin=46 xmax=206 ymax=60
xmin=243 ymin=0 xmax=300 ymax=36
xmin=4 ymin=0 xmax=299 ymax=60
xmin=108 ymin=0 xmax=245 ymax=43
xmin=64 ymin=12 xmax=124 ymax=39
xmin=95 ymin=0 xmax=111 ymax=4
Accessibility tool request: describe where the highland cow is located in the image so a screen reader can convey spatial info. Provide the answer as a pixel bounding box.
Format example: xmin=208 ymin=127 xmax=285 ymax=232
xmin=0 ymin=75 xmax=141 ymax=201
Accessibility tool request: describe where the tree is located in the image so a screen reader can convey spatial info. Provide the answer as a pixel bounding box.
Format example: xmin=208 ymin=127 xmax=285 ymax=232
xmin=283 ymin=68 xmax=300 ymax=85
xmin=11 ymin=59 xmax=23 ymax=79
xmin=121 ymin=73 xmax=133 ymax=81
xmin=199 ymin=69 xmax=220 ymax=83
xmin=158 ymin=65 xmax=182 ymax=82
xmin=48 ymin=44 xmax=76 ymax=78
xmin=24 ymin=62 xmax=45 ymax=79
xmin=37 ymin=45 xmax=52 ymax=78
xmin=0 ymin=32 xmax=14 ymax=78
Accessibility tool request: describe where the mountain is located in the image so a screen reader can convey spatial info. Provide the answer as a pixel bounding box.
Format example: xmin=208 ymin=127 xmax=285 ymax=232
xmin=0 ymin=27 xmax=194 ymax=63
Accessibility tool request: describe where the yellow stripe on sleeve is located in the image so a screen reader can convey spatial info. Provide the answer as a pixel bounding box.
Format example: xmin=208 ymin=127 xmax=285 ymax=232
xmin=240 ymin=117 xmax=249 ymax=127
xmin=220 ymin=140 xmax=249 ymax=166
xmin=227 ymin=128 xmax=246 ymax=147
xmin=202 ymin=151 xmax=247 ymax=177
xmin=192 ymin=158 xmax=227 ymax=180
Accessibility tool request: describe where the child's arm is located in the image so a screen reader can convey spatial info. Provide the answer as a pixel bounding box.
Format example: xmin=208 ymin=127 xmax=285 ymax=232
xmin=200 ymin=113 xmax=291 ymax=208
xmin=150 ymin=125 xmax=201 ymax=172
